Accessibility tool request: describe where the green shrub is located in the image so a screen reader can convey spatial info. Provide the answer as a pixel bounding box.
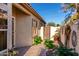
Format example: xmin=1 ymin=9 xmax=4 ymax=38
xmin=55 ymin=46 xmax=78 ymax=56
xmin=33 ymin=36 xmax=42 ymax=45
xmin=47 ymin=45 xmax=78 ymax=56
xmin=44 ymin=39 xmax=55 ymax=49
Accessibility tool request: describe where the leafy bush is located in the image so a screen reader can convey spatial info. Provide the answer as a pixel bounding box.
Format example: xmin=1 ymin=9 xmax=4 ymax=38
xmin=55 ymin=46 xmax=78 ymax=56
xmin=46 ymin=46 xmax=78 ymax=56
xmin=33 ymin=36 xmax=42 ymax=45
xmin=44 ymin=39 xmax=55 ymax=49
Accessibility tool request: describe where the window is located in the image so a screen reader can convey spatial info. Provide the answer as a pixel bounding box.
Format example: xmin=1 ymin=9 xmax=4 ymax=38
xmin=32 ymin=19 xmax=38 ymax=36
xmin=32 ymin=19 xmax=37 ymax=27
xmin=0 ymin=19 xmax=7 ymax=29
xmin=0 ymin=19 xmax=7 ymax=51
xmin=0 ymin=31 xmax=7 ymax=51
xmin=0 ymin=9 xmax=7 ymax=18
xmin=0 ymin=4 xmax=8 ymax=51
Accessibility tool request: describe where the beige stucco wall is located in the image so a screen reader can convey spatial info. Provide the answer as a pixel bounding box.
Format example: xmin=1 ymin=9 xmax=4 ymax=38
xmin=12 ymin=4 xmax=45 ymax=48
xmin=7 ymin=4 xmax=13 ymax=49
xmin=0 ymin=3 xmax=45 ymax=55
xmin=12 ymin=6 xmax=33 ymax=47
xmin=69 ymin=20 xmax=79 ymax=53
xmin=61 ymin=20 xmax=79 ymax=53
xmin=31 ymin=14 xmax=41 ymax=35
xmin=50 ymin=26 xmax=60 ymax=41
xmin=60 ymin=26 xmax=66 ymax=45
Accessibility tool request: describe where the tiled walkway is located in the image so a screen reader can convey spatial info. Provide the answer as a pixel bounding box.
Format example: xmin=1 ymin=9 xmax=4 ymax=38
xmin=24 ymin=43 xmax=46 ymax=56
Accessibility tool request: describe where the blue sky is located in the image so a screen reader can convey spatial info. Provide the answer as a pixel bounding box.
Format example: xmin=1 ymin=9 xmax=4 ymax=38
xmin=31 ymin=3 xmax=66 ymax=24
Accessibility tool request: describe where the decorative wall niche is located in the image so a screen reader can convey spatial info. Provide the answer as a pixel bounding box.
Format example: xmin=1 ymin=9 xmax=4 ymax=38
xmin=71 ymin=30 xmax=77 ymax=47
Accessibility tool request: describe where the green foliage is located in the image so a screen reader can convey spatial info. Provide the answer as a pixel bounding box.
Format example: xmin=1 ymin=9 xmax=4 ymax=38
xmin=46 ymin=39 xmax=78 ymax=56
xmin=34 ymin=36 xmax=42 ymax=45
xmin=47 ymin=22 xmax=56 ymax=26
xmin=54 ymin=46 xmax=78 ymax=56
xmin=67 ymin=4 xmax=75 ymax=9
xmin=47 ymin=45 xmax=78 ymax=56
xmin=56 ymin=24 xmax=60 ymax=27
xmin=44 ymin=39 xmax=55 ymax=49
xmin=47 ymin=22 xmax=60 ymax=27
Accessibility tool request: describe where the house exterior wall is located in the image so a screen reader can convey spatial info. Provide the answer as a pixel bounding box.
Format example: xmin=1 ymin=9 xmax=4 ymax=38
xmin=12 ymin=6 xmax=32 ymax=47
xmin=31 ymin=15 xmax=40 ymax=37
xmin=61 ymin=19 xmax=79 ymax=53
xmin=7 ymin=4 xmax=12 ymax=49
xmin=44 ymin=26 xmax=60 ymax=40
xmin=0 ymin=3 xmax=12 ymax=50
xmin=0 ymin=3 xmax=45 ymax=55
xmin=39 ymin=27 xmax=44 ymax=40
xmin=15 ymin=15 xmax=32 ymax=47
xmin=0 ymin=4 xmax=13 ymax=55
xmin=50 ymin=26 xmax=60 ymax=40
xmin=69 ymin=20 xmax=79 ymax=53
xmin=44 ymin=26 xmax=50 ymax=39
xmin=60 ymin=26 xmax=66 ymax=45
xmin=12 ymin=4 xmax=45 ymax=47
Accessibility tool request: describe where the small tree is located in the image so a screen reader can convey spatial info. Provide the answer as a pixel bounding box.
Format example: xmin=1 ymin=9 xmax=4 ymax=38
xmin=47 ymin=22 xmax=56 ymax=26
xmin=56 ymin=24 xmax=60 ymax=27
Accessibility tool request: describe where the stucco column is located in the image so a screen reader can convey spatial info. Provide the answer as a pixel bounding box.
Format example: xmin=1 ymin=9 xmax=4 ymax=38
xmin=7 ymin=4 xmax=12 ymax=50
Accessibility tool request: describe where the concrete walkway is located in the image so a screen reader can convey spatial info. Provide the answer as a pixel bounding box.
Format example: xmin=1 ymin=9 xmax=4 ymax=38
xmin=14 ymin=46 xmax=30 ymax=56
xmin=24 ymin=43 xmax=46 ymax=56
